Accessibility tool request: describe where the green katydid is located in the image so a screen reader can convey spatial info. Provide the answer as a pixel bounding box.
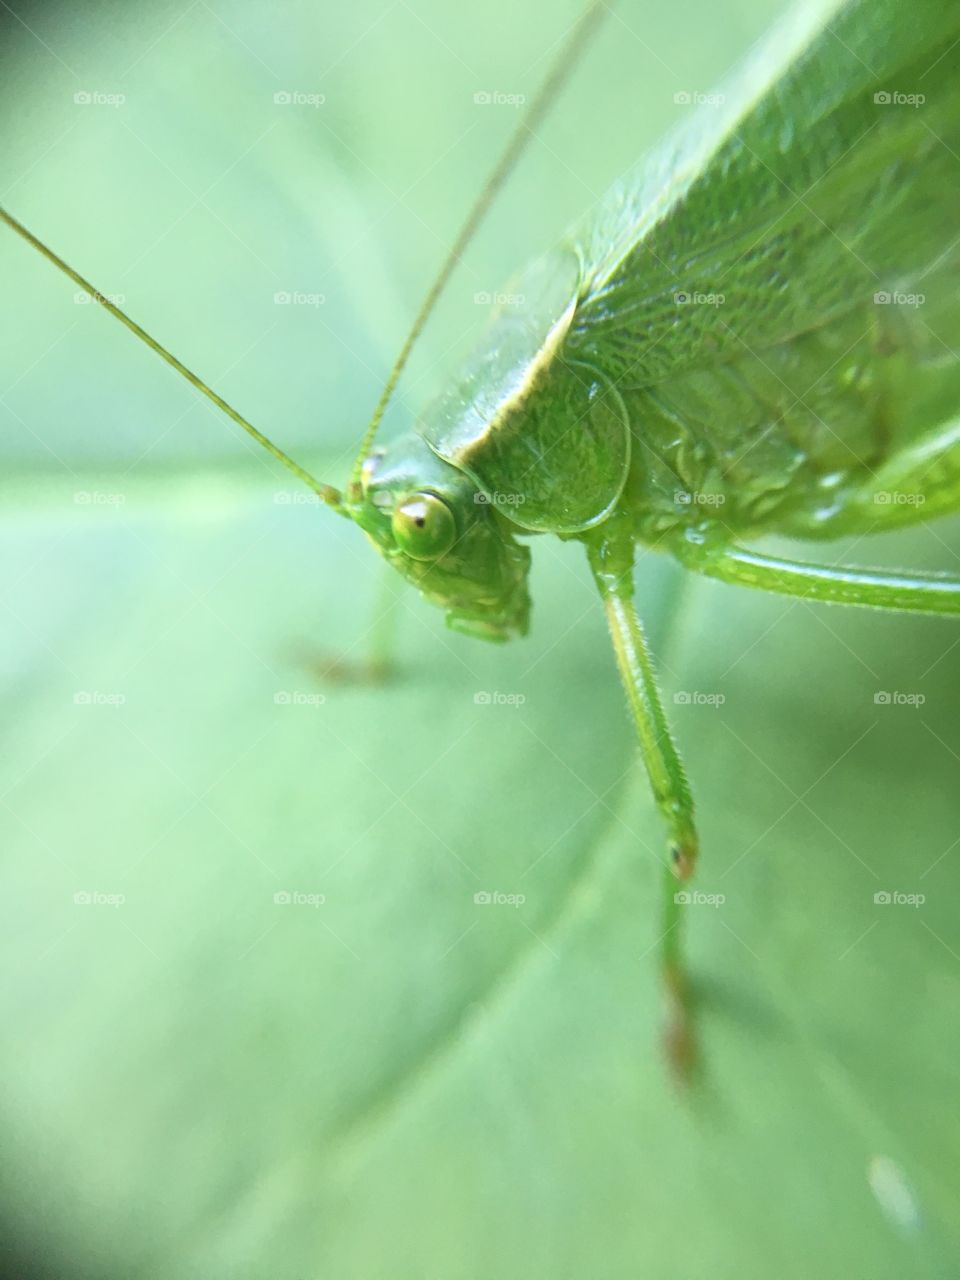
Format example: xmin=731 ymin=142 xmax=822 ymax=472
xmin=4 ymin=0 xmax=960 ymax=1073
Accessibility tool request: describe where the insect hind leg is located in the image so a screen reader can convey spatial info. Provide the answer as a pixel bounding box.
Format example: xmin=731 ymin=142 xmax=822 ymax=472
xmin=678 ymin=539 xmax=960 ymax=615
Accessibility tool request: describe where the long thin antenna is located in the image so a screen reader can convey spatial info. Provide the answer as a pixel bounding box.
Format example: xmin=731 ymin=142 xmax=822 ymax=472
xmin=0 ymin=205 xmax=344 ymax=510
xmin=349 ymin=0 xmax=611 ymax=490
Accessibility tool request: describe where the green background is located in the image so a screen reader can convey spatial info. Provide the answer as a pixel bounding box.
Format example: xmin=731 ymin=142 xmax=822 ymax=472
xmin=1 ymin=1 xmax=958 ymax=1276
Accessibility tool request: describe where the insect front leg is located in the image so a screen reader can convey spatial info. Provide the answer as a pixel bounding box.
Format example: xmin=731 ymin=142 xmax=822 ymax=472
xmin=585 ymin=511 xmax=699 ymax=1077
xmin=301 ymin=563 xmax=402 ymax=686
xmin=365 ymin=561 xmax=403 ymax=682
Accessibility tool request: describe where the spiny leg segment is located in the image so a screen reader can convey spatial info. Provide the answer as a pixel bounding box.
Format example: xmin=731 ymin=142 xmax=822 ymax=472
xmin=586 ymin=512 xmax=698 ymax=1077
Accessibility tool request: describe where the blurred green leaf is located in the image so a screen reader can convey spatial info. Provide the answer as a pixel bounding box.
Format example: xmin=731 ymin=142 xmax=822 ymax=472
xmin=2 ymin=0 xmax=959 ymax=1276
xmin=2 ymin=480 xmax=959 ymax=1277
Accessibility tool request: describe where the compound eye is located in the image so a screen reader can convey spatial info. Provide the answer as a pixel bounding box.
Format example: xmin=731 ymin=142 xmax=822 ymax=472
xmin=391 ymin=492 xmax=457 ymax=560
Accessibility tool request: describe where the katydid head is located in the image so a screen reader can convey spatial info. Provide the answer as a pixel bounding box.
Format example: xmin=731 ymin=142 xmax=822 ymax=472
xmin=1 ymin=0 xmax=602 ymax=650
xmin=0 ymin=207 xmax=534 ymax=646
xmin=345 ymin=433 xmax=531 ymax=642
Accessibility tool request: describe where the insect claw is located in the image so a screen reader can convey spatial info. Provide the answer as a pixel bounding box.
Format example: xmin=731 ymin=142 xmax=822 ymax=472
xmin=663 ymin=963 xmax=698 ymax=1084
xmin=670 ymin=838 xmax=698 ymax=881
